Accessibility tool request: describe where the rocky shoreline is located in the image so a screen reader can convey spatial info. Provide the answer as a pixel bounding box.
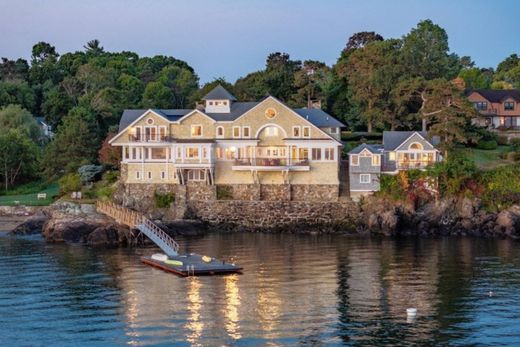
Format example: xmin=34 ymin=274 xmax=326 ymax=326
xmin=3 ymin=196 xmax=520 ymax=247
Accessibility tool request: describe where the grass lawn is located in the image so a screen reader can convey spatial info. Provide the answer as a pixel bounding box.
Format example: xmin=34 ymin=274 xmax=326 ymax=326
xmin=0 ymin=183 xmax=59 ymax=206
xmin=455 ymin=145 xmax=514 ymax=170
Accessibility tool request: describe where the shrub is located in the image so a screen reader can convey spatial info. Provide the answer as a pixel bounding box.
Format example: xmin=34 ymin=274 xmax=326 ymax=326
xmin=506 ymin=152 xmax=520 ymax=161
xmin=96 ymin=186 xmax=115 ymax=200
xmin=217 ymin=185 xmax=234 ymax=200
xmin=103 ymin=170 xmax=119 ymax=184
xmin=154 ymin=191 xmax=175 ymax=208
xmin=497 ymin=135 xmax=510 ymax=146
xmin=378 ymin=175 xmax=405 ymax=200
xmin=476 ymin=140 xmax=498 ymax=150
xmin=78 ymin=164 xmax=104 ymax=183
xmin=480 ymin=164 xmax=520 ymax=211
xmin=511 ymin=138 xmax=520 ymax=151
xmin=59 ymin=173 xmax=81 ymax=193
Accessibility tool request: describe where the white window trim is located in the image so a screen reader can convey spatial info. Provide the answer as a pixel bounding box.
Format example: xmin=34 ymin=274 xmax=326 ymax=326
xmin=158 ymin=125 xmax=167 ymax=140
xmin=302 ymin=126 xmax=311 ymax=138
xmin=191 ymin=124 xmax=203 ymax=137
xmin=232 ymin=126 xmax=241 ymax=138
xmin=292 ymin=126 xmax=301 ymax=138
xmin=216 ymin=126 xmax=224 ymax=138
xmin=186 ymin=147 xmax=200 ymax=159
xmin=242 ymin=126 xmax=251 ymax=138
xmin=360 ymin=174 xmax=371 ymax=184
xmin=144 ymin=125 xmax=157 ymax=142
xmin=408 ymin=142 xmax=423 ymax=150
xmin=372 ymin=154 xmax=381 ymax=166
xmin=350 ymin=154 xmax=359 ymax=166
xmin=330 ymin=127 xmax=338 ymax=134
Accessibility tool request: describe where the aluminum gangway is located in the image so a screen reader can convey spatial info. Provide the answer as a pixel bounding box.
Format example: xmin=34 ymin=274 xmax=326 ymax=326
xmin=96 ymin=201 xmax=179 ymax=257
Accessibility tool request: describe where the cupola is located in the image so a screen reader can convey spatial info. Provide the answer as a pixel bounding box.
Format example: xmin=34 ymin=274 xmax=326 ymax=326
xmin=202 ymin=85 xmax=236 ymax=113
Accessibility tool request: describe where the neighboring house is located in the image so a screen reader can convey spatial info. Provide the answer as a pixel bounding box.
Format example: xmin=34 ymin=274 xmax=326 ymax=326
xmin=348 ymin=131 xmax=441 ymax=199
xmin=110 ymin=85 xmax=345 ymax=199
xmin=466 ymin=89 xmax=520 ymax=129
xmin=35 ymin=117 xmax=54 ymax=138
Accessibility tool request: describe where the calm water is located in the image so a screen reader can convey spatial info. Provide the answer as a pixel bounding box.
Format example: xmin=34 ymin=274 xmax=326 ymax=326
xmin=1 ymin=232 xmax=520 ymax=346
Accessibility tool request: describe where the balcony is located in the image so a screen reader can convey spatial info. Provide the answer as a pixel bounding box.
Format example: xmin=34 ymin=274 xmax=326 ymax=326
xmin=232 ymin=157 xmax=310 ymax=171
xmin=128 ymin=135 xmax=174 ymax=143
xmin=397 ymin=160 xmax=435 ymax=170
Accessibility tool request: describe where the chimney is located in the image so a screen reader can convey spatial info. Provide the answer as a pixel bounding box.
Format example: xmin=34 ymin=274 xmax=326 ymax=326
xmin=308 ymin=99 xmax=322 ymax=109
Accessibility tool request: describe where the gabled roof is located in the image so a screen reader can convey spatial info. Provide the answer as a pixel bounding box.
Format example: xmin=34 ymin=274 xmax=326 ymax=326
xmin=206 ymin=102 xmax=259 ymax=121
xmin=118 ymin=109 xmax=192 ymax=132
xmin=348 ymin=143 xmax=383 ymax=155
xmin=202 ymin=85 xmax=237 ymax=101
xmin=467 ymin=89 xmax=520 ymax=102
xmin=383 ymin=131 xmax=439 ymax=151
xmin=293 ymin=108 xmax=346 ymax=128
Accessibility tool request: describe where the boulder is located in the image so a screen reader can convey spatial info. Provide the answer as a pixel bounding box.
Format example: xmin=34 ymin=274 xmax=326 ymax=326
xmin=10 ymin=213 xmax=49 ymax=235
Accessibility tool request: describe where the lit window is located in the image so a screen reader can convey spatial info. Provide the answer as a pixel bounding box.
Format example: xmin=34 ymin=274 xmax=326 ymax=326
xmin=312 ymin=148 xmax=321 ymax=160
xmin=372 ymin=155 xmax=380 ymax=166
xmin=265 ymin=126 xmax=279 ymax=137
xmin=360 ymin=174 xmax=371 ymax=184
xmin=299 ymin=148 xmax=309 ymax=159
xmin=409 ymin=142 xmax=423 ymax=150
xmin=303 ymin=126 xmax=310 ymax=138
xmin=216 ymin=126 xmax=224 ymax=138
xmin=191 ymin=125 xmax=202 ymax=137
xmin=389 ymin=152 xmax=396 ymax=160
xmin=151 ymin=148 xmax=167 ymax=160
xmin=186 ymin=147 xmax=200 ymax=158
xmin=233 ymin=126 xmax=241 ymax=138
xmin=265 ymin=108 xmax=277 ymax=119
xmin=351 ymin=154 xmax=359 ymax=165
xmin=243 ymin=127 xmax=250 ymax=138
xmin=225 ymin=147 xmax=236 ymax=160
xmin=216 ymin=147 xmax=223 ymax=159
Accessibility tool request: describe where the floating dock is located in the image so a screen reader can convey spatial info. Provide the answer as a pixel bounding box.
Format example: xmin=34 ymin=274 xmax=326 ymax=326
xmin=96 ymin=201 xmax=243 ymax=277
xmin=141 ymin=253 xmax=243 ymax=277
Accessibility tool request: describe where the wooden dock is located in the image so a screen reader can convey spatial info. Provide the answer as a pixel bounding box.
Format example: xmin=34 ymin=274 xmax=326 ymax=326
xmin=96 ymin=201 xmax=243 ymax=277
xmin=141 ymin=254 xmax=243 ymax=277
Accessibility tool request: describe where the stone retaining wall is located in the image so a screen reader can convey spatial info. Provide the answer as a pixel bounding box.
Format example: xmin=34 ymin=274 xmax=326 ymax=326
xmin=187 ymin=199 xmax=360 ymax=232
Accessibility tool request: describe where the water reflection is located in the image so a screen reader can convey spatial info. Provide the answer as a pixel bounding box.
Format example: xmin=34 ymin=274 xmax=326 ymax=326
xmin=2 ymin=233 xmax=520 ymax=346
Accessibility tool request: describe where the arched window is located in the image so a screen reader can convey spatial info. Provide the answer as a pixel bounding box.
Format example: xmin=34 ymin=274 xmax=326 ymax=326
xmin=216 ymin=126 xmax=224 ymax=138
xmin=409 ymin=142 xmax=423 ymax=150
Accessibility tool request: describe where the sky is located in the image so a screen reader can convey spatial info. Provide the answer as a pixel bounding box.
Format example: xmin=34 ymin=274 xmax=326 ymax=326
xmin=1 ymin=0 xmax=519 ymax=83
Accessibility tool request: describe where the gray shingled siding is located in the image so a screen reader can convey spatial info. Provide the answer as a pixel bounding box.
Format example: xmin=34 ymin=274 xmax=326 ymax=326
xmin=349 ymin=155 xmax=381 ymax=192
xmin=396 ymin=133 xmax=435 ymax=151
xmin=349 ymin=173 xmax=380 ymax=191
xmin=349 ymin=155 xmax=381 ymax=173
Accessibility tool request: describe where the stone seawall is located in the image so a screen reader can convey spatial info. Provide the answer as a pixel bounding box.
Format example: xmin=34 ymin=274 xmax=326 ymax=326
xmin=187 ymin=200 xmax=360 ymax=232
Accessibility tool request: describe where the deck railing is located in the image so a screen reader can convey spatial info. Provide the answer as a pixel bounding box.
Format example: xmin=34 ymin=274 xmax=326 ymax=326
xmin=96 ymin=200 xmax=179 ymax=254
xmin=233 ymin=158 xmax=309 ymax=167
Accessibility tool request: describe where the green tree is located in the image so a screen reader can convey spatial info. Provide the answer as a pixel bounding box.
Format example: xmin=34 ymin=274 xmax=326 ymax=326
xmin=346 ymin=39 xmax=403 ymax=132
xmin=458 ymin=67 xmax=493 ymax=89
xmin=292 ymin=60 xmax=331 ymax=108
xmin=234 ymin=71 xmax=268 ymax=101
xmin=157 ymin=66 xmax=199 ymax=108
xmin=42 ymin=106 xmax=100 ymax=178
xmin=0 ymin=58 xmax=29 ymax=81
xmin=0 ymin=104 xmax=41 ymax=142
xmin=264 ymin=52 xmax=301 ymax=102
xmin=42 ymin=87 xmax=74 ymax=126
xmin=0 ymin=129 xmax=39 ymax=190
xmin=141 ymin=81 xmax=174 ymax=109
xmin=0 ymin=80 xmax=36 ymax=112
xmin=401 ymin=20 xmax=461 ymax=80
xmin=84 ymin=39 xmax=105 ymax=56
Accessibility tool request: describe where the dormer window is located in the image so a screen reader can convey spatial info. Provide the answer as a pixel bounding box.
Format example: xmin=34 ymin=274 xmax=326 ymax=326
xmin=202 ymin=85 xmax=236 ymax=113
xmin=504 ymin=101 xmax=515 ymax=110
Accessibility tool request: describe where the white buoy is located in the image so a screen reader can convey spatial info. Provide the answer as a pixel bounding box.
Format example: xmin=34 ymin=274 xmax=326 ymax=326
xmin=489 ymin=291 xmax=494 ymax=297
xmin=406 ymin=308 xmax=417 ymax=316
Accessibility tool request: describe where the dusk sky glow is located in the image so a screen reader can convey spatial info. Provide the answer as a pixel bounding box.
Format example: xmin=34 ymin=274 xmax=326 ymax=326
xmin=1 ymin=0 xmax=519 ymax=83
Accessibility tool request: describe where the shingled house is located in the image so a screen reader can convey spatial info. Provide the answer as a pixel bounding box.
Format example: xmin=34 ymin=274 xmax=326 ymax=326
xmin=466 ymin=89 xmax=520 ymax=129
xmin=109 ymin=85 xmax=345 ymax=201
xmin=348 ymin=131 xmax=441 ymax=199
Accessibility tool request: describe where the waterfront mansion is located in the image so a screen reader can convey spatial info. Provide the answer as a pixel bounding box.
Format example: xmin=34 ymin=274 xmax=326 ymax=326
xmin=110 ymin=85 xmax=345 ymax=199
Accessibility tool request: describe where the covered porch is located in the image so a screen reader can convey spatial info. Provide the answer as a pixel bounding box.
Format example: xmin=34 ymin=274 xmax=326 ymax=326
xmin=396 ymin=151 xmax=437 ymax=170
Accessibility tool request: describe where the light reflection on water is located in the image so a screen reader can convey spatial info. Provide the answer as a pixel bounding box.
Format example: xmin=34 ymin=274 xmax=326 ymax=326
xmin=1 ymin=233 xmax=520 ymax=346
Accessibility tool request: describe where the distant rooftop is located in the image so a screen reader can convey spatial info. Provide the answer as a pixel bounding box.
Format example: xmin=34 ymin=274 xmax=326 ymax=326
xmin=202 ymin=85 xmax=237 ymax=101
xmin=467 ymin=89 xmax=520 ymax=102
